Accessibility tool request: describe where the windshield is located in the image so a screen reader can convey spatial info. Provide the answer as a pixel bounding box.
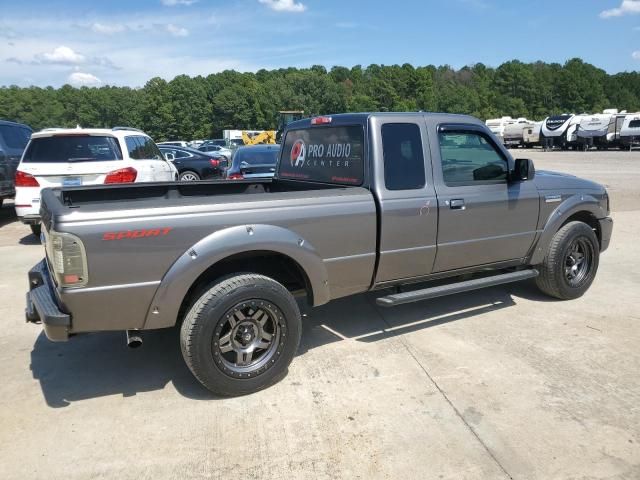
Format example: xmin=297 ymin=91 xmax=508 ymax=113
xmin=22 ymin=135 xmax=123 ymax=163
xmin=234 ymin=148 xmax=279 ymax=165
xmin=278 ymin=125 xmax=364 ymax=185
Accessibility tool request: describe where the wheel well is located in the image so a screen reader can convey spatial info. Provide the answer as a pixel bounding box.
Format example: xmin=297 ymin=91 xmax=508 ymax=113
xmin=178 ymin=251 xmax=313 ymax=324
xmin=562 ymin=211 xmax=601 ymax=247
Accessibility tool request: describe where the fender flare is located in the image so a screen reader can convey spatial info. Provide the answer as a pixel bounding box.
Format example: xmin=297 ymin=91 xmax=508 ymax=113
xmin=529 ymin=193 xmax=607 ymax=265
xmin=143 ymin=224 xmax=330 ymax=329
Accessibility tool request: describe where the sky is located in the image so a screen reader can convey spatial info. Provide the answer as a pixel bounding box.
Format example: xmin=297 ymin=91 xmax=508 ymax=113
xmin=1 ymin=0 xmax=639 ymax=88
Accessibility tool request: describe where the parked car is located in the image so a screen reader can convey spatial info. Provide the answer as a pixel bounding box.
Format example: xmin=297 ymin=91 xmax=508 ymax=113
xmin=15 ymin=127 xmax=177 ymax=236
xmin=198 ymin=143 xmax=232 ymax=159
xmin=201 ymin=139 xmax=227 ymax=147
xmin=0 ymin=120 xmax=32 ymax=207
xmin=26 ymin=112 xmax=612 ymax=396
xmin=157 ymin=141 xmax=189 ymax=148
xmin=158 ymin=145 xmax=228 ymax=181
xmin=226 ymin=144 xmax=279 ymax=180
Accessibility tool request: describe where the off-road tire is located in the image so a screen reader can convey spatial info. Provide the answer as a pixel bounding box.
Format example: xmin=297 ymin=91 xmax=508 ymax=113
xmin=30 ymin=223 xmax=41 ymax=237
xmin=535 ymin=221 xmax=599 ymax=300
xmin=180 ymin=273 xmax=302 ymax=396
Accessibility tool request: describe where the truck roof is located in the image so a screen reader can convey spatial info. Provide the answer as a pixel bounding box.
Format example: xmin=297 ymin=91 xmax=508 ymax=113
xmin=0 ymin=119 xmax=32 ymax=130
xmin=286 ymin=112 xmax=483 ymax=130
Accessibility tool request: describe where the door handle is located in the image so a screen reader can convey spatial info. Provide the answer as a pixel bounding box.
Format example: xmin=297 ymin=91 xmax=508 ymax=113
xmin=449 ymin=199 xmax=466 ymax=210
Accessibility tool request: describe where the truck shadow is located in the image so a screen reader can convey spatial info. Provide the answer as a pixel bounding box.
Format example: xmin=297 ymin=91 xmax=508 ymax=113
xmin=299 ymin=283 xmax=524 ymax=353
xmin=29 ymin=328 xmax=216 ymax=407
xmin=30 ymin=281 xmax=534 ymax=407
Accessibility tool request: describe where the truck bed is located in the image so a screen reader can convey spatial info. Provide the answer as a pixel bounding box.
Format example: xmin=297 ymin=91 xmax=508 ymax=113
xmin=39 ymin=178 xmax=378 ymax=332
xmin=42 ymin=178 xmax=346 ymax=222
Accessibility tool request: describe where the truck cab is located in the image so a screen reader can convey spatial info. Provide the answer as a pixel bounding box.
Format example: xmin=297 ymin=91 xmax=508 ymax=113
xmin=279 ymin=113 xmax=541 ymax=281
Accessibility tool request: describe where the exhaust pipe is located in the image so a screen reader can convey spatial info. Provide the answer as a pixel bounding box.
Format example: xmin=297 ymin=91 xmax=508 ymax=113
xmin=126 ymin=330 xmax=143 ymax=349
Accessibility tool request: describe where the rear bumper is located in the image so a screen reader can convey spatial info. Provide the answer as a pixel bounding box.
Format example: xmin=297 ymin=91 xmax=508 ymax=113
xmin=19 ymin=214 xmax=41 ymax=225
xmin=26 ymin=259 xmax=70 ymax=342
xmin=14 ymin=186 xmax=41 ymax=219
xmin=599 ymin=216 xmax=613 ymax=253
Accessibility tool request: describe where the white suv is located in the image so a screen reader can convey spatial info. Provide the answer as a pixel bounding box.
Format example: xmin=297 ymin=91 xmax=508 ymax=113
xmin=15 ymin=127 xmax=178 ymax=236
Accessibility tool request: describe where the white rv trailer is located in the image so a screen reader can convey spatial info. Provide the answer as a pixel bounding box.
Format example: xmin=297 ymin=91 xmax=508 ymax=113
xmin=522 ymin=122 xmax=543 ymax=147
xmin=540 ymin=114 xmax=574 ymax=149
xmin=619 ymin=113 xmax=640 ymax=148
xmin=502 ymin=119 xmax=536 ymax=148
xmin=565 ymin=115 xmax=587 ymax=149
xmin=485 ymin=117 xmax=515 ymax=143
xmin=574 ymin=111 xmax=630 ymax=149
xmin=575 ymin=114 xmax=614 ymax=149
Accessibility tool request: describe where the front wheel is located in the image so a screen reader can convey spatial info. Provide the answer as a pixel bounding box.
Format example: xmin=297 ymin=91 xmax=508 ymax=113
xmin=535 ymin=221 xmax=600 ymax=300
xmin=180 ymin=274 xmax=302 ymax=396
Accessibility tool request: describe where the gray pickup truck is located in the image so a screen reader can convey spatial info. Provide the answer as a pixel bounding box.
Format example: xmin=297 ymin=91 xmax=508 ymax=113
xmin=27 ymin=113 xmax=613 ymax=396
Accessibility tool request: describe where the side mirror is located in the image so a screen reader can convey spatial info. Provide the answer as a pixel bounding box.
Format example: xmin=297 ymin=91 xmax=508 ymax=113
xmin=219 ymin=159 xmax=229 ymax=168
xmin=164 ymin=153 xmax=175 ymax=162
xmin=513 ymin=158 xmax=535 ymax=181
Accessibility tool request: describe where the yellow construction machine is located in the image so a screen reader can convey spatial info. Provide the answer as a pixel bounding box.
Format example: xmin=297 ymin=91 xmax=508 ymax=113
xmin=241 ymin=130 xmax=277 ymax=145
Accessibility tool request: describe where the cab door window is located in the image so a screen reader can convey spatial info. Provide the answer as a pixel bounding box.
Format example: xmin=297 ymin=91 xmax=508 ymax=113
xmin=438 ymin=131 xmax=508 ymax=186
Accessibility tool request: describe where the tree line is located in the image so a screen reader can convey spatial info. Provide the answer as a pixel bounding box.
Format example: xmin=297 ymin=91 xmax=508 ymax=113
xmin=1 ymin=58 xmax=639 ymax=142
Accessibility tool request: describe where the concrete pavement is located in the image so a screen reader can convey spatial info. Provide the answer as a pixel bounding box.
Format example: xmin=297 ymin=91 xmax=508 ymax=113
xmin=0 ymin=150 xmax=639 ymax=479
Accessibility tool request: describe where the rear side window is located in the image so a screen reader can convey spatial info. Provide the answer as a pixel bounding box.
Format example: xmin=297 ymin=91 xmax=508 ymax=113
xmin=234 ymin=148 xmax=279 ymax=166
xmin=0 ymin=125 xmax=31 ymax=150
xmin=279 ymin=125 xmax=364 ymax=185
xmin=629 ymin=120 xmax=640 ymax=129
xmin=439 ymin=131 xmax=508 ymax=186
xmin=382 ymin=123 xmax=426 ymax=190
xmin=173 ymin=150 xmax=192 ymax=159
xmin=22 ymin=135 xmax=123 ymax=163
xmin=126 ymin=136 xmax=163 ymax=160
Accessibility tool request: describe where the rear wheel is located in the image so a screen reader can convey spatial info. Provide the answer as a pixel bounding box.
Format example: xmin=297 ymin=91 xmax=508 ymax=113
xmin=535 ymin=221 xmax=599 ymax=300
xmin=30 ymin=223 xmax=41 ymax=237
xmin=180 ymin=273 xmax=302 ymax=396
xmin=179 ymin=171 xmax=200 ymax=181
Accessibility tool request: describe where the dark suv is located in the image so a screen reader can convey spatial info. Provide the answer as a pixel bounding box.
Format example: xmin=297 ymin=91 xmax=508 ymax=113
xmin=0 ymin=120 xmax=32 ymax=207
xmin=225 ymin=144 xmax=280 ymax=180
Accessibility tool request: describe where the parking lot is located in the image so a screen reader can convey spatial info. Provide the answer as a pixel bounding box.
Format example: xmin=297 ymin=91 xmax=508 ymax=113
xmin=0 ymin=150 xmax=639 ymax=480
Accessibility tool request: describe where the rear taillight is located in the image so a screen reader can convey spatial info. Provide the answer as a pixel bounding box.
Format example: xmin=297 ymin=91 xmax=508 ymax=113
xmin=210 ymin=158 xmax=220 ymax=167
xmin=15 ymin=170 xmax=40 ymax=187
xmin=47 ymin=231 xmax=88 ymax=288
xmin=227 ymin=173 xmax=244 ymax=180
xmin=104 ymin=167 xmax=137 ymax=184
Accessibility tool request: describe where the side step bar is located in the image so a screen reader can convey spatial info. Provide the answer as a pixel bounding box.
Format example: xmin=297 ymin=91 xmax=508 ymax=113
xmin=376 ymin=269 xmax=538 ymax=307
